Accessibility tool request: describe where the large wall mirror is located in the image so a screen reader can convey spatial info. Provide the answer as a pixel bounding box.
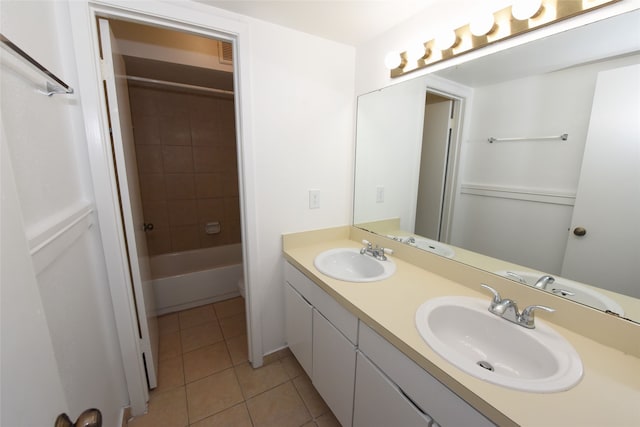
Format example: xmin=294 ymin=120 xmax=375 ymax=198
xmin=354 ymin=9 xmax=640 ymax=324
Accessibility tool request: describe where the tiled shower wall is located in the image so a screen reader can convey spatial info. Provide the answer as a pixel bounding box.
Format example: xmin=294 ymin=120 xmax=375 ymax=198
xmin=129 ymin=85 xmax=240 ymax=255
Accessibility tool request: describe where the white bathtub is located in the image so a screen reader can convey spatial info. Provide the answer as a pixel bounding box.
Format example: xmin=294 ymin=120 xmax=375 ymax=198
xmin=150 ymin=244 xmax=243 ymax=315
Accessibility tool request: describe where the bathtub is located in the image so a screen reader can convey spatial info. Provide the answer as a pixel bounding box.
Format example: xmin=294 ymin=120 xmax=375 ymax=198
xmin=150 ymin=244 xmax=243 ymax=315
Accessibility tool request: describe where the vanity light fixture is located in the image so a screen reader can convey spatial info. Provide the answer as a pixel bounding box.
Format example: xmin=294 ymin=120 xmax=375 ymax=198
xmin=512 ymin=0 xmax=544 ymax=20
xmin=387 ymin=0 xmax=620 ymax=78
xmin=434 ymin=30 xmax=459 ymax=51
xmin=469 ymin=12 xmax=497 ymax=37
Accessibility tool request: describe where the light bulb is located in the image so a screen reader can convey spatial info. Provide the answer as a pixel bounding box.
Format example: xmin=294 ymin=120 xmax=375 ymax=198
xmin=434 ymin=30 xmax=458 ymax=51
xmin=469 ymin=12 xmax=496 ymax=36
xmin=512 ymin=0 xmax=543 ymax=20
xmin=407 ymin=43 xmax=428 ymax=62
xmin=384 ymin=51 xmax=402 ymax=70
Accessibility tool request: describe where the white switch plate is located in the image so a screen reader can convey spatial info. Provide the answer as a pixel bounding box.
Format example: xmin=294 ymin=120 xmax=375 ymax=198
xmin=376 ymin=186 xmax=385 ymax=203
xmin=309 ymin=190 xmax=320 ymax=209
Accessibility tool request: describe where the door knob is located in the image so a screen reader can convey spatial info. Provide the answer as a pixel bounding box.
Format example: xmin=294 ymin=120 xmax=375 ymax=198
xmin=55 ymin=409 xmax=102 ymax=427
xmin=143 ymin=222 xmax=154 ymax=232
xmin=573 ymin=227 xmax=587 ymax=236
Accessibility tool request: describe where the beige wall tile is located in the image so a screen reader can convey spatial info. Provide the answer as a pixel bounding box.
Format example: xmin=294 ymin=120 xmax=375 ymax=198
xmin=193 ymin=146 xmax=223 ymax=173
xmin=197 ymin=198 xmax=225 ymax=224
xmin=143 ymin=200 xmax=169 ymax=227
xmin=195 ymin=173 xmax=223 ymax=199
xmin=170 ymin=225 xmax=200 ymax=252
xmin=132 ymin=116 xmax=161 ymax=145
xmin=186 ymin=368 xmax=244 ymax=423
xmin=163 ymin=145 xmax=194 ymax=173
xmin=167 ymin=200 xmax=197 ymax=226
xmin=165 ymin=174 xmax=196 ymax=200
xmin=135 ymin=145 xmax=164 ymax=173
xmin=146 ymin=228 xmax=172 ymax=255
xmin=160 ymin=114 xmax=192 ymax=146
xmin=139 ymin=174 xmax=166 ymax=201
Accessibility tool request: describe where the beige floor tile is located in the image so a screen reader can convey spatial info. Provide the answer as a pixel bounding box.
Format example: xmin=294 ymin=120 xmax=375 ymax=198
xmin=293 ymin=375 xmax=330 ymax=418
xmin=315 ymin=412 xmax=340 ymax=427
xmin=218 ymin=313 xmax=246 ymax=340
xmin=246 ymin=381 xmax=311 ymax=427
xmin=181 ymin=321 xmax=223 ymax=353
xmin=159 ymin=331 xmax=182 ymax=361
xmin=186 ymin=368 xmax=244 ymax=423
xmin=127 ymin=386 xmax=188 ymax=427
xmin=263 ymin=347 xmax=293 ymax=365
xmin=179 ymin=304 xmax=216 ymax=330
xmin=189 ymin=403 xmax=252 ymax=427
xmin=155 ymin=354 xmax=184 ymax=393
xmin=183 ymin=341 xmax=232 ymax=383
xmin=158 ymin=313 xmax=180 ymax=335
xmin=301 ymin=422 xmax=317 ymax=427
xmin=225 ymin=334 xmax=249 ymax=366
xmin=213 ymin=297 xmax=245 ymax=319
xmin=280 ymin=355 xmax=305 ymax=379
xmin=234 ymin=361 xmax=290 ymax=399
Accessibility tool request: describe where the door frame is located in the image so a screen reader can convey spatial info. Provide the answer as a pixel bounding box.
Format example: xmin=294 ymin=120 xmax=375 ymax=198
xmin=69 ymin=1 xmax=261 ymax=415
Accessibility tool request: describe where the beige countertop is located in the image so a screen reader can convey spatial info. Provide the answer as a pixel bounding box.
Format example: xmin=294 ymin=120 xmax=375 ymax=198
xmin=283 ymin=227 xmax=640 ymax=427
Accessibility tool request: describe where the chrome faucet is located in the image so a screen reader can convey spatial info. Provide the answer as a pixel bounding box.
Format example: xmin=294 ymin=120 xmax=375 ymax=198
xmin=386 ymin=235 xmax=416 ymax=244
xmin=534 ymin=275 xmax=555 ymax=290
xmin=480 ymin=284 xmax=555 ymax=329
xmin=360 ymin=240 xmax=393 ymax=261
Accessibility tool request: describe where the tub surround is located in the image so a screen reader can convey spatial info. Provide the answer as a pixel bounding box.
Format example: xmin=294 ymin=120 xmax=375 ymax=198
xmin=283 ymin=226 xmax=640 ymax=426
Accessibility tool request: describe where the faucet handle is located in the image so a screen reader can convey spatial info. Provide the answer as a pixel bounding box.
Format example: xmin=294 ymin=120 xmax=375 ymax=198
xmin=519 ymin=305 xmax=555 ymax=329
xmin=480 ymin=284 xmax=502 ymax=305
xmin=361 ymin=239 xmax=372 ymax=247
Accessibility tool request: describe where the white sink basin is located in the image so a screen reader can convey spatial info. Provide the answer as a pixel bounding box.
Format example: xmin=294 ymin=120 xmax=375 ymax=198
xmin=496 ymin=270 xmax=624 ymax=315
xmin=411 ymin=238 xmax=455 ymax=258
xmin=314 ymin=248 xmax=396 ymax=282
xmin=416 ymin=296 xmax=583 ymax=392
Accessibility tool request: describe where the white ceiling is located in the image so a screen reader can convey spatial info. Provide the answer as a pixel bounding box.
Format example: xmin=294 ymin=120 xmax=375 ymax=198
xmin=196 ymin=0 xmax=443 ymax=45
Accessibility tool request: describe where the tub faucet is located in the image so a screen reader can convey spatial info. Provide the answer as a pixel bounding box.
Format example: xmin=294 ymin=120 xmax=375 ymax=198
xmin=534 ymin=275 xmax=555 ymax=290
xmin=480 ymin=284 xmax=555 ymax=329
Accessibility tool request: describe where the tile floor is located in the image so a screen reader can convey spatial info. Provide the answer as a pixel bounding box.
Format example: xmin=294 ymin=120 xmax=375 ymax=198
xmin=127 ymin=297 xmax=340 ymax=427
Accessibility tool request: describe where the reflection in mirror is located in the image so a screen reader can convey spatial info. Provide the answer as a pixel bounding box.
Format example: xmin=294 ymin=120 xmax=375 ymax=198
xmin=353 ymin=10 xmax=640 ymax=324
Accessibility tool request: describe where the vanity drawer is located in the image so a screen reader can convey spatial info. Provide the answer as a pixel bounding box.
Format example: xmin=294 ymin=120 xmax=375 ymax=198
xmin=358 ymin=322 xmax=495 ymax=427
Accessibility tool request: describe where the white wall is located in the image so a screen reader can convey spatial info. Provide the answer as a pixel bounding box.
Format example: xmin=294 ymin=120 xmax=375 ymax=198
xmin=451 ymin=53 xmax=640 ymax=273
xmin=1 ymin=1 xmax=129 ymax=425
xmin=246 ymin=18 xmax=355 ymax=352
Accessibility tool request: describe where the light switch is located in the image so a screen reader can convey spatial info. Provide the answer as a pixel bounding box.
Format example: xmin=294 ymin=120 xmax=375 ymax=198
xmin=309 ymin=190 xmax=320 ymax=209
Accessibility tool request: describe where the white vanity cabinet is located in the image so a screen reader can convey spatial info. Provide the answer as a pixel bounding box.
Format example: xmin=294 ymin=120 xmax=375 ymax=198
xmin=353 ymin=351 xmax=435 ymax=427
xmin=357 ymin=322 xmax=495 ymax=427
xmin=284 ymin=262 xmax=358 ymax=427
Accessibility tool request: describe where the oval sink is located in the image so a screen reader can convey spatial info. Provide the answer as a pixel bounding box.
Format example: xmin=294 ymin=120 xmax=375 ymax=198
xmin=411 ymin=238 xmax=455 ymax=258
xmin=314 ymin=248 xmax=396 ymax=282
xmin=496 ymin=270 xmax=624 ymax=315
xmin=416 ymin=296 xmax=583 ymax=392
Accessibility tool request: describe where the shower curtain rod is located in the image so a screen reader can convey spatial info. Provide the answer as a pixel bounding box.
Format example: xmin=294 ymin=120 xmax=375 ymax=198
xmin=126 ymin=75 xmax=234 ymax=96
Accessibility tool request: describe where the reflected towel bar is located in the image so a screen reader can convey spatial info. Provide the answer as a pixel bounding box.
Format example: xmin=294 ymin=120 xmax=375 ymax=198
xmin=0 ymin=32 xmax=74 ymax=96
xmin=488 ymin=133 xmax=568 ymax=143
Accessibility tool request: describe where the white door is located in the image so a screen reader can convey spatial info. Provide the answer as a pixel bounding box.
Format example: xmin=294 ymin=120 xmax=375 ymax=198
xmin=98 ymin=18 xmax=159 ymax=387
xmin=415 ymin=94 xmax=453 ymax=240
xmin=561 ymin=64 xmax=640 ymax=300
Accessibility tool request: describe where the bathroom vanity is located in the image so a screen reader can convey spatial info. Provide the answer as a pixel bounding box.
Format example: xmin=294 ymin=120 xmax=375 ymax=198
xmin=282 ymin=226 xmax=640 ymax=426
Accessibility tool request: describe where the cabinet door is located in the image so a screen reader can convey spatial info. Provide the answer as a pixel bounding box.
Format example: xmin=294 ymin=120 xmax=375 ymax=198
xmin=313 ymin=309 xmax=356 ymax=427
xmin=354 ymin=352 xmax=433 ymax=427
xmin=284 ymin=283 xmax=313 ymax=377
